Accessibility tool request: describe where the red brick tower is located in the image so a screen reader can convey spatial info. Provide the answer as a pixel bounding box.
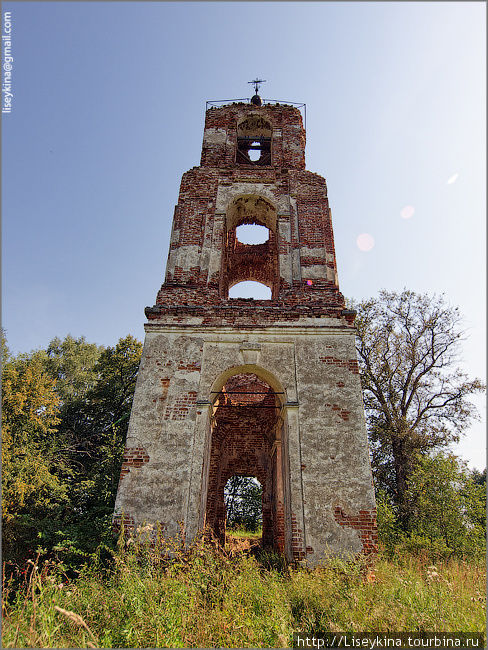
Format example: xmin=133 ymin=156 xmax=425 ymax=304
xmin=114 ymin=95 xmax=377 ymax=563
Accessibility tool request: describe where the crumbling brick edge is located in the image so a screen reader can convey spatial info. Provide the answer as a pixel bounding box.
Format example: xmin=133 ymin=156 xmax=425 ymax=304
xmin=333 ymin=506 xmax=378 ymax=555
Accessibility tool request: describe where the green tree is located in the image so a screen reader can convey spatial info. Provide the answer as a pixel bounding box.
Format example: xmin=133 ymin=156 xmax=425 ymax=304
xmin=38 ymin=333 xmax=142 ymax=519
xmin=2 ymin=333 xmax=143 ymax=568
xmin=40 ymin=335 xmax=104 ymax=489
xmin=467 ymin=467 xmax=486 ymax=529
xmin=44 ymin=335 xmax=103 ymax=403
xmin=404 ymin=453 xmax=485 ymax=557
xmin=470 ymin=467 xmax=486 ymax=487
xmin=1 ymin=339 xmax=67 ymax=564
xmin=74 ymin=335 xmax=143 ymax=517
xmin=225 ymin=476 xmax=262 ymax=532
xmin=375 ymin=489 xmax=402 ymax=553
xmin=42 ymin=334 xmax=143 ymax=560
xmin=353 ymin=290 xmax=485 ymax=527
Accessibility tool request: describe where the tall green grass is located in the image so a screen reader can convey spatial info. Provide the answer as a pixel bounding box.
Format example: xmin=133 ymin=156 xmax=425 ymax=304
xmin=2 ymin=529 xmax=485 ymax=648
xmin=227 ymin=526 xmax=262 ymax=539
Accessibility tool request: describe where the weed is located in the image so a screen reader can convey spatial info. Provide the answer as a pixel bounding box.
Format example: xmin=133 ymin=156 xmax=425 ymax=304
xmin=2 ymin=537 xmax=485 ymax=648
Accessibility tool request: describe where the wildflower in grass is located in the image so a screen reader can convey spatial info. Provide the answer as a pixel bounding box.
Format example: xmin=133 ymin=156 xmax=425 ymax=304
xmin=427 ymin=565 xmax=440 ymax=581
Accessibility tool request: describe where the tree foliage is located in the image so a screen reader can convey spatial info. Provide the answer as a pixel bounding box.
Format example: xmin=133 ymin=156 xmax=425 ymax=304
xmin=377 ymin=453 xmax=486 ymax=559
xmin=1 ymin=333 xmax=143 ymax=568
xmin=44 ymin=334 xmax=103 ymax=403
xmin=353 ymin=289 xmax=485 ymax=525
xmin=405 ymin=453 xmax=485 ymax=556
xmin=70 ymin=335 xmax=143 ymax=517
xmin=2 ymin=337 xmax=67 ymax=563
xmin=224 ymin=476 xmax=262 ymax=532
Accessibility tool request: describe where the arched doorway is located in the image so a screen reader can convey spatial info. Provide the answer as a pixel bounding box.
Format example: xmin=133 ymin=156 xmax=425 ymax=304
xmin=203 ymin=370 xmax=287 ymax=553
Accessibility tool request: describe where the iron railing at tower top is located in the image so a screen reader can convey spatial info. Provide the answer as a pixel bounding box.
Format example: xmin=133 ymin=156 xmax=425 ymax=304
xmin=205 ymin=98 xmax=307 ymax=130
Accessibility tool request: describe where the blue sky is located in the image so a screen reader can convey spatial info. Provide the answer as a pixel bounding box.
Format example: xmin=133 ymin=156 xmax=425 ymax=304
xmin=2 ymin=2 xmax=485 ymax=468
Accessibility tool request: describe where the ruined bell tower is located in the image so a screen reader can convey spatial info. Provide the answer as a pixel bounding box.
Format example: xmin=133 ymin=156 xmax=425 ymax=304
xmin=113 ymin=91 xmax=377 ymax=563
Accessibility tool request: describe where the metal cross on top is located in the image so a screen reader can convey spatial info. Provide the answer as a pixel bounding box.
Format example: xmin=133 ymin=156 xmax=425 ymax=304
xmin=248 ymin=78 xmax=267 ymax=95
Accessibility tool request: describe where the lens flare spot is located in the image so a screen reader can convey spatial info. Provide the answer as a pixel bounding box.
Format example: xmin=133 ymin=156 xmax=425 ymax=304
xmin=306 ymin=280 xmax=313 ymax=286
xmin=400 ymin=205 xmax=415 ymax=220
xmin=447 ymin=173 xmax=459 ymax=185
xmin=356 ymin=233 xmax=375 ymax=252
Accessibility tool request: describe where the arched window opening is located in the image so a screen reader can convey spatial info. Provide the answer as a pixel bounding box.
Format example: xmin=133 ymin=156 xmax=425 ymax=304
xmin=229 ymin=281 xmax=271 ymax=300
xmin=222 ymin=195 xmax=279 ymax=299
xmin=224 ymin=476 xmax=263 ymax=546
xmin=236 ymin=223 xmax=270 ymax=244
xmin=236 ymin=116 xmax=272 ymax=166
xmin=227 ymin=195 xmax=277 ymax=232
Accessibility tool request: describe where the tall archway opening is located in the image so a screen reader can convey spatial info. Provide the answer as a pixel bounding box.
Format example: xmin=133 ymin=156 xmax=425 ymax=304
xmin=221 ymin=195 xmax=279 ymax=299
xmin=204 ymin=371 xmax=287 ymax=553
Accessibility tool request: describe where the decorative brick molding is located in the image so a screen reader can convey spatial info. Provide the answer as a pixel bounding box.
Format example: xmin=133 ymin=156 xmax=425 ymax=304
xmin=333 ymin=506 xmax=378 ymax=555
xmin=119 ymin=447 xmax=150 ymax=482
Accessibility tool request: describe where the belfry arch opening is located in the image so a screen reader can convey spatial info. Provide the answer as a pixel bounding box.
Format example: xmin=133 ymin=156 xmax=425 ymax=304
xmin=203 ymin=370 xmax=288 ymax=553
xmin=221 ymin=195 xmax=279 ymax=299
xmin=236 ymin=115 xmax=272 ymax=166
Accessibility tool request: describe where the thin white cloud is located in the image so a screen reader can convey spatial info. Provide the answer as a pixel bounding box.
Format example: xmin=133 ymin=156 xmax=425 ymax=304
xmin=447 ymin=173 xmax=459 ymax=185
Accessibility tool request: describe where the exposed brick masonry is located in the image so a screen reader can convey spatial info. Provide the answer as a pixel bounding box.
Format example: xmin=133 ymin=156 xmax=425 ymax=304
xmin=319 ymin=356 xmax=360 ymax=373
xmin=326 ymin=404 xmax=351 ymax=422
xmin=119 ymin=447 xmax=150 ymax=482
xmin=164 ymin=391 xmax=198 ymax=420
xmin=291 ymin=513 xmax=306 ymax=561
xmin=201 ymin=103 xmax=306 ymax=170
xmin=333 ymin=506 xmax=378 ymax=555
xmin=223 ymin=229 xmax=279 ymax=295
xmin=112 ymin=513 xmax=135 ymax=534
xmin=151 ymin=102 xmax=347 ymax=321
xmin=205 ymin=373 xmax=284 ymax=551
